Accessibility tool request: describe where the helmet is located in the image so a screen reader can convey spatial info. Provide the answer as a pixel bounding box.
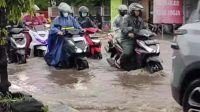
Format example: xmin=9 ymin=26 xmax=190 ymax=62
xmin=129 ymin=3 xmax=144 ymax=12
xmin=118 ymin=5 xmax=128 ymax=16
xmin=118 ymin=5 xmax=128 ymax=11
xmin=58 ymin=2 xmax=71 ymax=13
xmin=79 ymin=6 xmax=89 ymax=13
xmin=69 ymin=7 xmax=74 ymax=16
xmin=32 ymin=4 xmax=40 ymax=11
xmin=69 ymin=7 xmax=73 ymax=13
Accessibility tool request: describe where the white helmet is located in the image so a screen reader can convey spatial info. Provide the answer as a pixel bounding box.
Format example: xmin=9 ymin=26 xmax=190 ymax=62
xmin=32 ymin=4 xmax=40 ymax=11
xmin=129 ymin=3 xmax=144 ymax=12
xmin=58 ymin=2 xmax=71 ymax=13
xmin=69 ymin=6 xmax=73 ymax=14
xmin=118 ymin=5 xmax=128 ymax=11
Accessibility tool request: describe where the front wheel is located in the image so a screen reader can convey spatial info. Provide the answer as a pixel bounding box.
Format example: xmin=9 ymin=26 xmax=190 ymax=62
xmin=76 ymin=60 xmax=89 ymax=70
xmin=183 ymin=79 xmax=200 ymax=112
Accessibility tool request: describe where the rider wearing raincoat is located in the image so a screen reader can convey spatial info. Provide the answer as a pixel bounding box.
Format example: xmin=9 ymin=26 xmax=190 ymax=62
xmin=120 ymin=3 xmax=146 ymax=70
xmin=77 ymin=6 xmax=96 ymax=28
xmin=45 ymin=2 xmax=82 ymax=67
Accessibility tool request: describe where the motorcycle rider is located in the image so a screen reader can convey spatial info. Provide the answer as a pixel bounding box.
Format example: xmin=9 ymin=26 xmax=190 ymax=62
xmin=23 ymin=4 xmax=47 ymax=25
xmin=113 ymin=5 xmax=128 ymax=31
xmin=119 ymin=3 xmax=146 ymax=70
xmin=107 ymin=5 xmax=128 ymax=59
xmin=23 ymin=4 xmax=47 ymax=57
xmin=77 ymin=6 xmax=97 ymax=28
xmin=45 ymin=2 xmax=82 ymax=67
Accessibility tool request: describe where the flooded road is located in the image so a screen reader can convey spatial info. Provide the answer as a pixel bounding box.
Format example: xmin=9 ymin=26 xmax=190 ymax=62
xmin=8 ymin=39 xmax=182 ymax=112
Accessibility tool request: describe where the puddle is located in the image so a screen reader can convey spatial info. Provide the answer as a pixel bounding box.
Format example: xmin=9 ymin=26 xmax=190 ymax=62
xmin=47 ymin=69 xmax=93 ymax=89
xmin=117 ymin=69 xmax=165 ymax=90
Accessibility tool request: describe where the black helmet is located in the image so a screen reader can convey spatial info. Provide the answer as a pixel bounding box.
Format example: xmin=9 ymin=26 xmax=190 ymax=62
xmin=79 ymin=6 xmax=89 ymax=17
xmin=79 ymin=6 xmax=89 ymax=13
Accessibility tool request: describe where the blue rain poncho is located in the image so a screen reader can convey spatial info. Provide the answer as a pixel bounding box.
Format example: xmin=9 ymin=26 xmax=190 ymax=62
xmin=45 ymin=16 xmax=82 ymax=66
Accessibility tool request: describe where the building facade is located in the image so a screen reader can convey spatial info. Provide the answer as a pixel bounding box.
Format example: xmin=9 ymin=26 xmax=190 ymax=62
xmin=184 ymin=0 xmax=200 ymax=23
xmin=122 ymin=0 xmax=152 ymax=22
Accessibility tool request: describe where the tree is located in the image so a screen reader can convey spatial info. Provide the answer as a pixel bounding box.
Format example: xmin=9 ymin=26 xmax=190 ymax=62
xmin=35 ymin=0 xmax=49 ymax=10
xmin=0 ymin=0 xmax=34 ymax=95
xmin=55 ymin=0 xmax=103 ymax=6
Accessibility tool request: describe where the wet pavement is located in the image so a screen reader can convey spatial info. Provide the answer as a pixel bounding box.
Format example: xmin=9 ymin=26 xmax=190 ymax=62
xmin=8 ymin=37 xmax=182 ymax=112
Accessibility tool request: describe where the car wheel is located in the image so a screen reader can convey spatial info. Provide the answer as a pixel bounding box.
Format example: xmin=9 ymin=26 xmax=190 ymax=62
xmin=183 ymin=79 xmax=200 ymax=112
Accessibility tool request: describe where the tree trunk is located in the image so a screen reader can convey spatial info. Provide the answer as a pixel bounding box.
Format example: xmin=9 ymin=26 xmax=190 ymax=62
xmin=0 ymin=8 xmax=11 ymax=95
xmin=0 ymin=45 xmax=11 ymax=95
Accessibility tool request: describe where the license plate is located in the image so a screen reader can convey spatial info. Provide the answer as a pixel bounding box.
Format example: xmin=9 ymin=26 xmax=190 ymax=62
xmin=17 ymin=49 xmax=25 ymax=54
xmin=89 ymin=34 xmax=99 ymax=37
xmin=12 ymin=34 xmax=24 ymax=38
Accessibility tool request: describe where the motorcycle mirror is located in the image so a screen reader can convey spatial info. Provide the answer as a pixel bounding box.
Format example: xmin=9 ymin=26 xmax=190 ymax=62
xmin=6 ymin=25 xmax=11 ymax=28
xmin=45 ymin=24 xmax=51 ymax=28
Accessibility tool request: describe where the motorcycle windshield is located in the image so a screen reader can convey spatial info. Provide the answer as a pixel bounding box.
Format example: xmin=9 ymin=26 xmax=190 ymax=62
xmin=34 ymin=25 xmax=45 ymax=31
xmin=137 ymin=29 xmax=155 ymax=39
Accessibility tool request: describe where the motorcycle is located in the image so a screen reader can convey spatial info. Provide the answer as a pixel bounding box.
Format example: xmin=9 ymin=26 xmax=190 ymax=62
xmin=105 ymin=29 xmax=163 ymax=73
xmin=7 ymin=25 xmax=27 ymax=64
xmin=84 ymin=28 xmax=102 ymax=59
xmin=27 ymin=24 xmax=50 ymax=57
xmin=58 ymin=26 xmax=89 ymax=70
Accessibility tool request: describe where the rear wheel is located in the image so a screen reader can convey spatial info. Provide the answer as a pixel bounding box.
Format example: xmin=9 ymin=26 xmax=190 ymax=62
xmin=83 ymin=60 xmax=89 ymax=68
xmin=97 ymin=53 xmax=103 ymax=59
xmin=21 ymin=55 xmax=26 ymax=64
xmin=76 ymin=60 xmax=89 ymax=70
xmin=17 ymin=54 xmax=26 ymax=64
xmin=183 ymin=79 xmax=200 ymax=112
xmin=157 ymin=63 xmax=163 ymax=71
xmin=147 ymin=62 xmax=155 ymax=73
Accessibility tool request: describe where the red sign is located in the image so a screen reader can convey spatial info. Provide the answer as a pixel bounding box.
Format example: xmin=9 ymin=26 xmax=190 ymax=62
xmin=153 ymin=0 xmax=183 ymax=24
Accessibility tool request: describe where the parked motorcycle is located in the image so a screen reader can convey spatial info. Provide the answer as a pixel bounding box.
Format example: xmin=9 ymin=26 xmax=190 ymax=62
xmin=7 ymin=25 xmax=27 ymax=64
xmin=84 ymin=28 xmax=102 ymax=59
xmin=27 ymin=24 xmax=50 ymax=57
xmin=105 ymin=29 xmax=163 ymax=73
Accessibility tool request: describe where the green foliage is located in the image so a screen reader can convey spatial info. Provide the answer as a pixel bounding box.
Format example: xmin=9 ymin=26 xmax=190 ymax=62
xmin=4 ymin=0 xmax=35 ymax=23
xmin=0 ymin=0 xmax=34 ymax=45
xmin=35 ymin=0 xmax=49 ymax=10
xmin=56 ymin=0 xmax=102 ymax=6
xmin=71 ymin=0 xmax=101 ymax=5
xmin=0 ymin=94 xmax=24 ymax=111
xmin=0 ymin=94 xmax=24 ymax=104
xmin=42 ymin=105 xmax=49 ymax=112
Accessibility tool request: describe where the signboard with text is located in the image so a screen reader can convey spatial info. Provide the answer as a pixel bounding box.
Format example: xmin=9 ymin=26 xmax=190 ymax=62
xmin=153 ymin=0 xmax=183 ymax=24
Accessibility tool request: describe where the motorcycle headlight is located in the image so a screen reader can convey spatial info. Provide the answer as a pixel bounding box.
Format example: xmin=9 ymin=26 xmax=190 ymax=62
xmin=68 ymin=40 xmax=75 ymax=46
xmin=76 ymin=48 xmax=82 ymax=53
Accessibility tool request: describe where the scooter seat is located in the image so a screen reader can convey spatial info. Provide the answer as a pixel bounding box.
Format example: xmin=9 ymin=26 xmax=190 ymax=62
xmin=10 ymin=28 xmax=23 ymax=34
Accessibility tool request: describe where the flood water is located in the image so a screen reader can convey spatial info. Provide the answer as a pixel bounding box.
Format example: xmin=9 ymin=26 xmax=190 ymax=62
xmin=8 ymin=39 xmax=182 ymax=112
